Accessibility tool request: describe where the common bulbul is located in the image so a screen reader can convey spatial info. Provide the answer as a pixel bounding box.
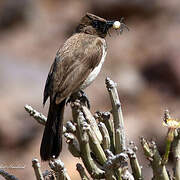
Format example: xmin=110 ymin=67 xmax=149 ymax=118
xmin=40 ymin=13 xmax=128 ymax=161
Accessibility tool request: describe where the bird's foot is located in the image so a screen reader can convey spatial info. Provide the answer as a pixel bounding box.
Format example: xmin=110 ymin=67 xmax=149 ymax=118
xmin=66 ymin=90 xmax=90 ymax=109
xmin=79 ymin=90 xmax=90 ymax=109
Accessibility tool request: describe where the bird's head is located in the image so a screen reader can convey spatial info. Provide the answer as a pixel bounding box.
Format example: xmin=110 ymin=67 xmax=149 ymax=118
xmin=76 ymin=13 xmax=128 ymax=38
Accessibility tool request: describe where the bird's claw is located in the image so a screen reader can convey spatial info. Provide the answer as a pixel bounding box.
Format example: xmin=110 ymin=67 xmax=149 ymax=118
xmin=66 ymin=90 xmax=90 ymax=109
xmin=79 ymin=90 xmax=90 ymax=109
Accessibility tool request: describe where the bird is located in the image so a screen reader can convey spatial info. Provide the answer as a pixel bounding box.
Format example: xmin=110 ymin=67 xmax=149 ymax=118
xmin=40 ymin=13 xmax=128 ymax=161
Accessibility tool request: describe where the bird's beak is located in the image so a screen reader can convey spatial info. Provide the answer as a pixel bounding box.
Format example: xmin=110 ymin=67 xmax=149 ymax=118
xmin=106 ymin=21 xmax=115 ymax=29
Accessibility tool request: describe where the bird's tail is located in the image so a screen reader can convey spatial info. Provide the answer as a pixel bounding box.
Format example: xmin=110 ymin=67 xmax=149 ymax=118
xmin=40 ymin=99 xmax=66 ymax=161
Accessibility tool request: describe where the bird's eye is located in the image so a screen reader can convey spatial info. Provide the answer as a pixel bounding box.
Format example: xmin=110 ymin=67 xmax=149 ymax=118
xmin=92 ymin=20 xmax=109 ymax=34
xmin=92 ymin=20 xmax=99 ymax=29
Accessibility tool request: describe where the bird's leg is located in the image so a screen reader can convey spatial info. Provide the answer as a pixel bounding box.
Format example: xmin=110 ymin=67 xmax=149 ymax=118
xmin=66 ymin=92 xmax=82 ymax=105
xmin=66 ymin=90 xmax=90 ymax=109
xmin=79 ymin=90 xmax=90 ymax=109
xmin=66 ymin=96 xmax=74 ymax=105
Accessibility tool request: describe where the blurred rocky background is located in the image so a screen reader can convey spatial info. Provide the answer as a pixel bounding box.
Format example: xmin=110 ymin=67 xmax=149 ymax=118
xmin=0 ymin=0 xmax=180 ymax=179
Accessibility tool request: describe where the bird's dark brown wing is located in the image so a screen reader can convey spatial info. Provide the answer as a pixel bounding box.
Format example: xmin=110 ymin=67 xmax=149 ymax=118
xmin=43 ymin=60 xmax=56 ymax=105
xmin=43 ymin=33 xmax=105 ymax=105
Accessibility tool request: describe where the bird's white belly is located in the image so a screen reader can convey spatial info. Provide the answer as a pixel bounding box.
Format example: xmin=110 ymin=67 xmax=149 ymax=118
xmin=80 ymin=43 xmax=107 ymax=90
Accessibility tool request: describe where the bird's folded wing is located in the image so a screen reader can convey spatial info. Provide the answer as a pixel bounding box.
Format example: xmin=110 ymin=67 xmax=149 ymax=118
xmin=43 ymin=34 xmax=105 ymax=105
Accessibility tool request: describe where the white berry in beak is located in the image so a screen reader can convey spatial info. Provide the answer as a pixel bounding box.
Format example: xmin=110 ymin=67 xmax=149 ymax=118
xmin=113 ymin=21 xmax=121 ymax=29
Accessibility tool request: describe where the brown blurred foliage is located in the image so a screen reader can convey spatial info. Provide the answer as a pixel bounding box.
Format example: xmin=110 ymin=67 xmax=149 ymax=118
xmin=0 ymin=0 xmax=180 ymax=179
